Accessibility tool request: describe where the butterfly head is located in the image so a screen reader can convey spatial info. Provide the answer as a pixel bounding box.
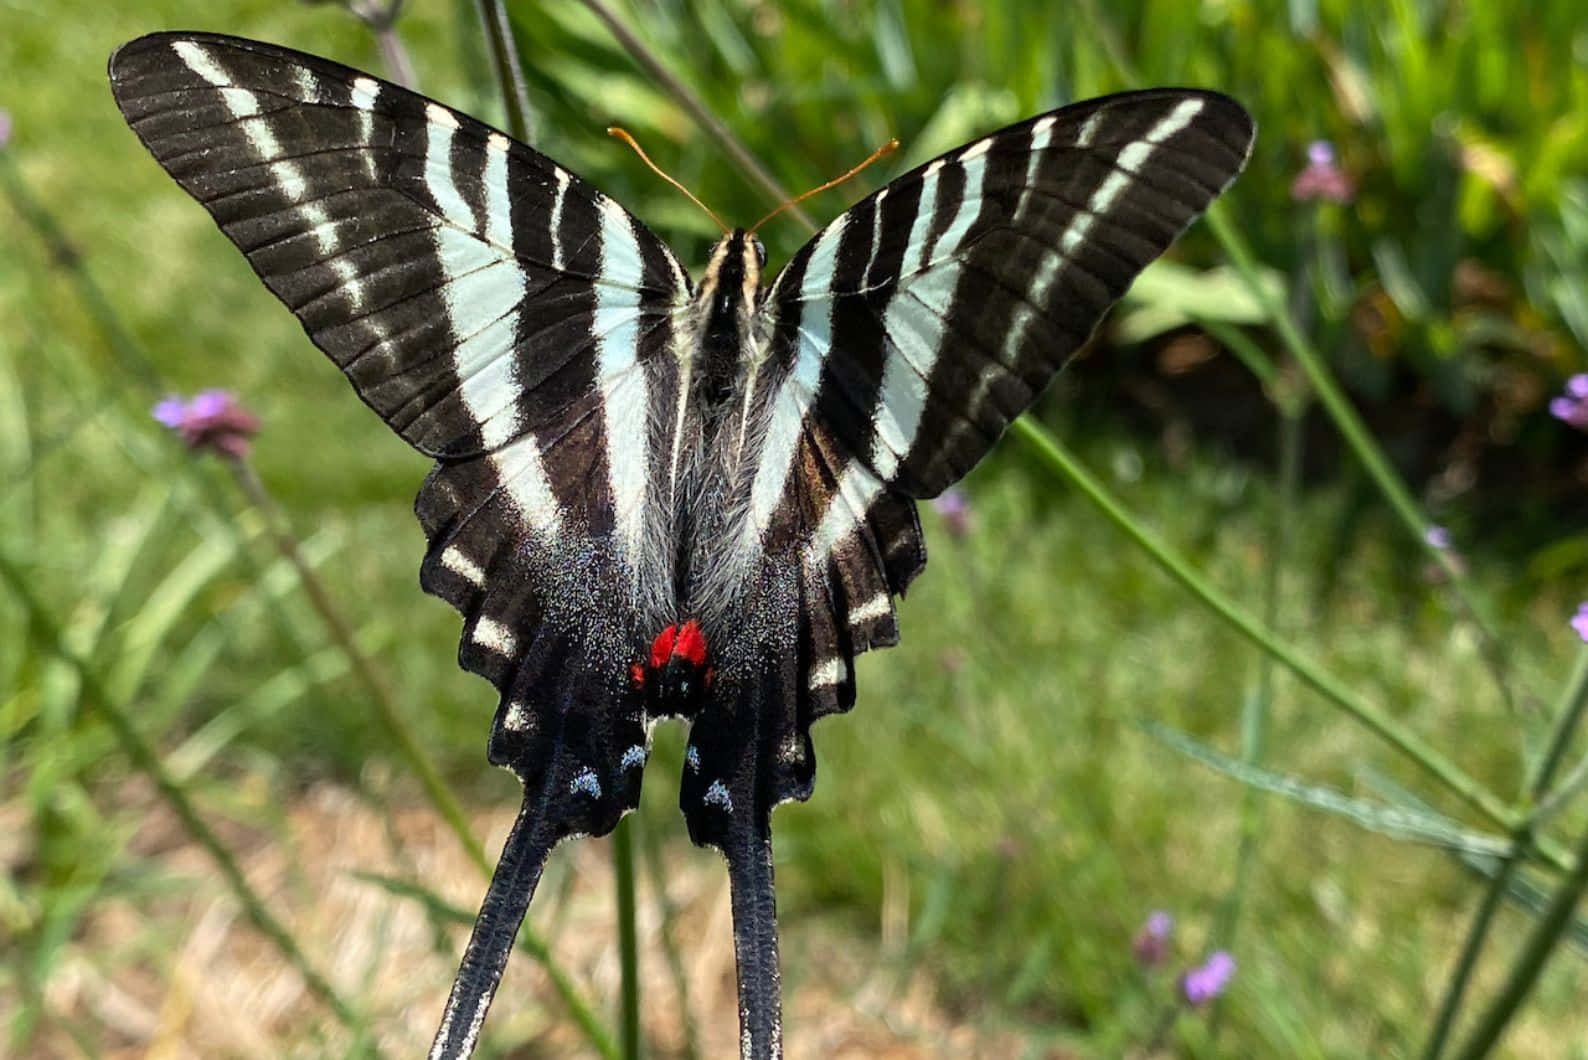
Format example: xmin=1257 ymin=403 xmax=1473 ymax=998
xmin=695 ymin=231 xmax=766 ymax=407
xmin=700 ymin=229 xmax=766 ymax=312
xmin=630 ymin=619 xmax=715 ymax=714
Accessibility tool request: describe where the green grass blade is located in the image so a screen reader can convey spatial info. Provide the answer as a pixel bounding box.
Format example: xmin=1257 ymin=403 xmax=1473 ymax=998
xmin=1145 ymin=722 xmax=1511 ymax=856
xmin=0 ymin=546 xmax=375 ymax=1049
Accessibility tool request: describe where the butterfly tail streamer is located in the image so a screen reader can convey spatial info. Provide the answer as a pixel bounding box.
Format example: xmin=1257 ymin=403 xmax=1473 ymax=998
xmin=723 ymin=808 xmax=784 ymax=1060
xmin=428 ymin=792 xmax=562 ymax=1060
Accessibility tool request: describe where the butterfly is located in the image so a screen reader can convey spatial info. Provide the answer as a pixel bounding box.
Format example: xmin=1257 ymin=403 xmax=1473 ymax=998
xmin=109 ymin=32 xmax=1253 ymax=1059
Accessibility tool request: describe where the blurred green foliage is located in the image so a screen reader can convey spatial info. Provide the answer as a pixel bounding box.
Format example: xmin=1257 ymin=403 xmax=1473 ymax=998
xmin=4 ymin=1 xmax=1588 ymax=1058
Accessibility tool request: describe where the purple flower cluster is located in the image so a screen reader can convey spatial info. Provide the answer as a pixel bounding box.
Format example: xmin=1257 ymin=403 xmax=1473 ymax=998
xmin=1131 ymin=910 xmax=1236 ymax=1005
xmin=1132 ymin=910 xmax=1174 ymax=965
xmin=1291 ymin=140 xmax=1353 ymax=204
xmin=1181 ymin=950 xmax=1236 ymax=1006
xmin=1546 ymin=383 xmax=1588 ymax=641
xmin=1549 ymin=375 xmax=1588 ymax=431
xmin=0 ymin=108 xmax=11 ymax=151
xmin=152 ymin=389 xmax=260 ymax=458
xmin=1572 ymin=603 xmax=1588 ymax=643
xmin=931 ymin=488 xmax=973 ymax=538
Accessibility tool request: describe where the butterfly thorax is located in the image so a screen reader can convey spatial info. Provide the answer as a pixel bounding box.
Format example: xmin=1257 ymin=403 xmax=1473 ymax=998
xmin=651 ymin=228 xmax=769 ymax=629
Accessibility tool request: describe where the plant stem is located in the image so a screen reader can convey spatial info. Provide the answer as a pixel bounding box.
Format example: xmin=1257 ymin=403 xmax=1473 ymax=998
xmin=639 ymin=809 xmax=702 ymax=1060
xmin=614 ymin=816 xmax=643 ymax=1059
xmin=1202 ymin=204 xmax=1522 ymax=714
xmin=0 ymin=547 xmax=373 ymax=1047
xmin=232 ymin=459 xmax=494 ymax=880
xmin=1420 ymin=647 xmax=1588 ymax=1058
xmin=574 ymin=0 xmax=813 ymax=229
xmin=1212 ymin=382 xmax=1303 ymax=1042
xmin=373 ymin=26 xmax=418 ymax=89
xmin=1419 ymin=853 xmax=1520 ymax=1060
xmin=1445 ymin=813 xmax=1588 ymax=1060
xmin=472 ymin=0 xmax=535 ymax=143
xmin=1 ymin=158 xmax=160 ymax=391
xmin=1006 ymin=417 xmax=1535 ymax=854
xmin=1523 ymin=647 xmax=1588 ymax=800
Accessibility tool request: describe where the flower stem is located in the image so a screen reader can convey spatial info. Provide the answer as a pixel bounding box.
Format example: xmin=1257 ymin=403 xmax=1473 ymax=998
xmin=1421 ymin=647 xmax=1588 ymax=1058
xmin=472 ymin=0 xmax=534 ymax=143
xmin=231 ymin=459 xmax=494 ymax=879
xmin=0 ymin=546 xmax=374 ymax=1047
xmin=1006 ymin=417 xmax=1540 ymax=858
xmin=1212 ymin=381 xmax=1303 ymax=1042
xmin=1445 ymin=813 xmax=1588 ymax=1060
xmin=1139 ymin=1000 xmax=1181 ymax=1056
xmin=639 ymin=809 xmax=703 ymax=1060
xmin=614 ymin=816 xmax=643 ymax=1059
xmin=1202 ymin=204 xmax=1523 ymax=714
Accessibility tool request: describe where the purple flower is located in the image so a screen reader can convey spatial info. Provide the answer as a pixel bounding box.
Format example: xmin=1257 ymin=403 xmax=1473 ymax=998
xmin=931 ymin=488 xmax=972 ymax=538
xmin=151 ymin=389 xmax=260 ymax=458
xmin=1132 ymin=910 xmax=1174 ymax=965
xmin=1572 ymin=604 xmax=1588 ymax=643
xmin=0 ymin=109 xmax=11 ymax=150
xmin=1424 ymin=525 xmax=1451 ymax=550
xmin=1291 ymin=140 xmax=1353 ymax=204
xmin=1549 ymin=375 xmax=1588 ymax=430
xmin=1181 ymin=950 xmax=1236 ymax=1006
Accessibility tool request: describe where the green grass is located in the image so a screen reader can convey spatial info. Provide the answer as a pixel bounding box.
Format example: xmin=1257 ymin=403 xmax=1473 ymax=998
xmin=6 ymin=1 xmax=1588 ymax=1057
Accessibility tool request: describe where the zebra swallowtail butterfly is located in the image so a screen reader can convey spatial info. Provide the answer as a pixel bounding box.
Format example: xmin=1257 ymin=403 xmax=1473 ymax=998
xmin=109 ymin=32 xmax=1253 ymax=1059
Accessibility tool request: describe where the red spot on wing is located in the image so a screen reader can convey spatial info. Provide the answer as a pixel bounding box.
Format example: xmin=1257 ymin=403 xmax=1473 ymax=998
xmin=673 ymin=620 xmax=708 ymax=666
xmin=650 ymin=624 xmax=678 ymax=669
xmin=630 ymin=662 xmax=647 ymax=690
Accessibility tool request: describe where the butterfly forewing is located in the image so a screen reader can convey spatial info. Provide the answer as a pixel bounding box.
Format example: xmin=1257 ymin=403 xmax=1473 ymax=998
xmin=724 ymin=90 xmax=1255 ymax=798
xmin=111 ymin=31 xmax=701 ymax=831
xmin=760 ymin=89 xmax=1252 ymax=501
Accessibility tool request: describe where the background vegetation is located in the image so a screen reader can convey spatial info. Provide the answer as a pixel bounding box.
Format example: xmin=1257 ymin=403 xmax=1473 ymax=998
xmin=5 ymin=0 xmax=1588 ymax=1057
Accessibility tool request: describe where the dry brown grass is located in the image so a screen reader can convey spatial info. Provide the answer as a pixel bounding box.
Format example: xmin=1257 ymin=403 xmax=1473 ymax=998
xmin=14 ymin=779 xmax=1040 ymax=1059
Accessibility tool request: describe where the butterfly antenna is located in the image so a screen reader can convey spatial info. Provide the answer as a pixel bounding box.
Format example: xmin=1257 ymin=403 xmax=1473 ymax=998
xmin=749 ymin=137 xmax=900 ymax=235
xmin=721 ymin=807 xmax=783 ymax=1059
xmin=428 ymin=792 xmax=562 ymax=1060
xmin=608 ymin=126 xmax=729 ymax=234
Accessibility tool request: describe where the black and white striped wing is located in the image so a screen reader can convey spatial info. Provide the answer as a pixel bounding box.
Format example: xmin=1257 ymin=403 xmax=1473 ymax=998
xmin=673 ymin=92 xmax=1254 ymax=1059
xmin=752 ymin=89 xmax=1254 ymax=695
xmin=111 ymin=30 xmax=690 ymax=800
xmin=111 ymin=32 xmax=696 ymax=1058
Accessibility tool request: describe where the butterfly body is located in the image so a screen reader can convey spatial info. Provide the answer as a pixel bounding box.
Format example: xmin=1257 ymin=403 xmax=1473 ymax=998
xmin=109 ymin=32 xmax=1253 ymax=1060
